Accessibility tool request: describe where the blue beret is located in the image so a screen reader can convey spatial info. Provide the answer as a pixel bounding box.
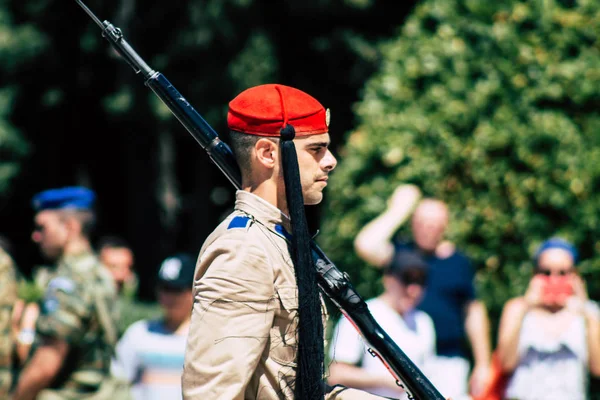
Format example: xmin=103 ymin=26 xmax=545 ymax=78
xmin=534 ymin=237 xmax=578 ymax=265
xmin=32 ymin=187 xmax=96 ymax=212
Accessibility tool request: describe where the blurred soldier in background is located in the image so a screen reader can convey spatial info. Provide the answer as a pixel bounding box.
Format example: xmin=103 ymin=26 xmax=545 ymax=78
xmin=97 ymin=236 xmax=138 ymax=299
xmin=111 ymin=252 xmax=195 ymax=400
xmin=1 ymin=234 xmax=42 ymax=386
xmin=0 ymin=236 xmax=19 ymax=396
xmin=97 ymin=236 xmax=139 ymax=338
xmin=10 ymin=186 xmax=119 ymax=400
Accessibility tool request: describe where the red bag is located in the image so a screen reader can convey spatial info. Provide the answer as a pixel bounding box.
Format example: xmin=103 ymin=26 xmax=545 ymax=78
xmin=471 ymin=352 xmax=510 ymax=400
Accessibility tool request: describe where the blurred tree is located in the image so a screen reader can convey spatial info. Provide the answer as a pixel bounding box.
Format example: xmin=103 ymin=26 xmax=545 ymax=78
xmin=0 ymin=2 xmax=45 ymax=197
xmin=320 ymin=0 xmax=600 ymax=339
xmin=1 ymin=0 xmax=417 ymax=299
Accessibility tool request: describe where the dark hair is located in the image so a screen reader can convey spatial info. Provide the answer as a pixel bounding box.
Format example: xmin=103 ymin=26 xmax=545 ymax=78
xmin=229 ymin=130 xmax=259 ymax=171
xmin=384 ymin=250 xmax=429 ymax=286
xmin=228 ymin=130 xmax=279 ymax=172
xmin=59 ymin=209 xmax=96 ymax=238
xmin=0 ymin=234 xmax=13 ymax=255
xmin=96 ymin=235 xmax=131 ymax=251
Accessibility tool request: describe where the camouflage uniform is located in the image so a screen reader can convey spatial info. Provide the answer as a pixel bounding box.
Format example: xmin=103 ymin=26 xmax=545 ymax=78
xmin=0 ymin=247 xmax=18 ymax=396
xmin=35 ymin=250 xmax=119 ymax=400
xmin=120 ymin=274 xmax=138 ymax=301
xmin=32 ymin=265 xmax=55 ymax=293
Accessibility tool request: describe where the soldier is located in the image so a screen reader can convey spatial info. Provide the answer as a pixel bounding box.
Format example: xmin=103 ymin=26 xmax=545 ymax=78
xmin=0 ymin=241 xmax=19 ymax=396
xmin=97 ymin=236 xmax=138 ymax=299
xmin=10 ymin=186 xmax=119 ymax=400
xmin=182 ymin=84 xmax=385 ymax=399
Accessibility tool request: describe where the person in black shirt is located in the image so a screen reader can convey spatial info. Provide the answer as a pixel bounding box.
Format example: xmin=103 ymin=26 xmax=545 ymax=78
xmin=354 ymin=184 xmax=491 ymax=400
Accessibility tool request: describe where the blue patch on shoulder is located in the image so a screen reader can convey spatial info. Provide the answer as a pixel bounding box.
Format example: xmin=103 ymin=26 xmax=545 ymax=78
xmin=43 ymin=298 xmax=60 ymax=315
xmin=48 ymin=277 xmax=76 ymax=293
xmin=275 ymin=224 xmax=292 ymax=240
xmin=227 ymin=216 xmax=251 ymax=230
xmin=42 ymin=277 xmax=76 ymax=315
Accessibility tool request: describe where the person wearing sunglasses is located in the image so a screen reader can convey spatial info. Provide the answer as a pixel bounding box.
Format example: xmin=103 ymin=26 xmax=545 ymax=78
xmin=496 ymin=237 xmax=600 ymax=400
xmin=11 ymin=186 xmax=119 ymax=400
xmin=327 ymin=250 xmax=437 ymax=399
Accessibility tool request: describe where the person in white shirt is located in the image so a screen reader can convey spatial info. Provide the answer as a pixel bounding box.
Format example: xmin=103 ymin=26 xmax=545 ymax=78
xmin=111 ymin=253 xmax=195 ymax=400
xmin=497 ymin=238 xmax=600 ymax=400
xmin=327 ymin=250 xmax=436 ymax=400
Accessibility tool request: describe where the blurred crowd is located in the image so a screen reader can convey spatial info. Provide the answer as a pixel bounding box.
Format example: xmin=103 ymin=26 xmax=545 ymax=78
xmin=327 ymin=184 xmax=600 ymax=400
xmin=1 ymin=183 xmax=599 ymax=400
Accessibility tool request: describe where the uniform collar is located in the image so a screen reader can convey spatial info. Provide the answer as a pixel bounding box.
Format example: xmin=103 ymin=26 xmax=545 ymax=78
xmin=235 ymin=190 xmax=292 ymax=235
xmin=58 ymin=250 xmax=98 ymax=272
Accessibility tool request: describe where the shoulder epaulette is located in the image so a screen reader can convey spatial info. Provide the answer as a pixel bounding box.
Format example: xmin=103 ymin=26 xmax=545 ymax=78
xmin=274 ymin=224 xmax=292 ymax=241
xmin=227 ymin=216 xmax=252 ymax=230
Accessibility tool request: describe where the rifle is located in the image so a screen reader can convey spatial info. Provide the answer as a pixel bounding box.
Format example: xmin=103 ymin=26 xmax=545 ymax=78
xmin=74 ymin=2 xmax=445 ymax=398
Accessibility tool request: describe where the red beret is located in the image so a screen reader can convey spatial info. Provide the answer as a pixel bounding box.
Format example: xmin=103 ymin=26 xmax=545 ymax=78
xmin=227 ymin=84 xmax=330 ymax=137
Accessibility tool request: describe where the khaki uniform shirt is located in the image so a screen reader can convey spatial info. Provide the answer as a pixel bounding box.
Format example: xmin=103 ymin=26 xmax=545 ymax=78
xmin=183 ymin=191 xmax=384 ymax=400
xmin=0 ymin=248 xmax=18 ymax=396
xmin=35 ymin=251 xmax=118 ymax=399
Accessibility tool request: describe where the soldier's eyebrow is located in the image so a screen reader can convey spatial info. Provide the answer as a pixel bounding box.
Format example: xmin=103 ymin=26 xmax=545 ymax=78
xmin=306 ymin=141 xmax=330 ymax=149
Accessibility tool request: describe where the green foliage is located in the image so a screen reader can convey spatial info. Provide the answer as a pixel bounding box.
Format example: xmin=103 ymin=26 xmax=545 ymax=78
xmin=0 ymin=89 xmax=29 ymax=194
xmin=0 ymin=7 xmax=47 ymax=72
xmin=117 ymin=298 xmax=162 ymax=335
xmin=17 ymin=279 xmax=44 ymax=303
xmin=0 ymin=6 xmax=45 ymax=195
xmin=321 ymin=0 xmax=600 ymax=334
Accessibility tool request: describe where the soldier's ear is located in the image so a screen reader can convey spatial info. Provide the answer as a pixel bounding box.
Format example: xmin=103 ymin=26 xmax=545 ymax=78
xmin=63 ymin=214 xmax=83 ymax=237
xmin=254 ymin=138 xmax=278 ymax=170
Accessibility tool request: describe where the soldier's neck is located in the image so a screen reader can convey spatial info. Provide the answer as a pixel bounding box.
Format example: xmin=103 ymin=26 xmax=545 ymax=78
xmin=62 ymin=238 xmax=92 ymax=258
xmin=242 ymin=180 xmax=289 ymax=216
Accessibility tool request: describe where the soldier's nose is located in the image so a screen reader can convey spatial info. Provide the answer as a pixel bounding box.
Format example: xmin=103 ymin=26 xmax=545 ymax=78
xmin=323 ymin=149 xmax=337 ymax=171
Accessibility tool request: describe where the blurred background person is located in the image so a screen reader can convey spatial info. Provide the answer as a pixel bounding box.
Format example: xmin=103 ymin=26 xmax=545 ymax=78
xmin=354 ymin=183 xmax=491 ymax=400
xmin=328 ymin=250 xmax=436 ymax=399
xmin=111 ymin=252 xmax=194 ymax=400
xmin=0 ymin=235 xmax=19 ymax=396
xmin=496 ymin=238 xmax=600 ymax=400
xmin=10 ymin=186 xmax=119 ymax=400
xmin=3 ymin=234 xmax=43 ymax=386
xmin=97 ymin=235 xmax=138 ymax=298
xmin=10 ymin=297 xmax=40 ymax=380
xmin=6 ymin=234 xmax=40 ymax=374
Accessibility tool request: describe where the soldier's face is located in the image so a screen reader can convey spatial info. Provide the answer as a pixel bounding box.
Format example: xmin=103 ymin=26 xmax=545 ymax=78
xmin=294 ymin=133 xmax=337 ymax=205
xmin=100 ymin=247 xmax=134 ymax=285
xmin=32 ymin=210 xmax=69 ymax=260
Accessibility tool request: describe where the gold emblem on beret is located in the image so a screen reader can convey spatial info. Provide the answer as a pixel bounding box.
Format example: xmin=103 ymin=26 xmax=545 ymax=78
xmin=325 ymin=108 xmax=331 ymax=127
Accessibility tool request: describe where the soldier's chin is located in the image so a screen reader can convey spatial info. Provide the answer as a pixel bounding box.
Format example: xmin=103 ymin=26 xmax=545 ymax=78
xmin=41 ymin=247 xmax=60 ymax=261
xmin=304 ymin=191 xmax=324 ymax=205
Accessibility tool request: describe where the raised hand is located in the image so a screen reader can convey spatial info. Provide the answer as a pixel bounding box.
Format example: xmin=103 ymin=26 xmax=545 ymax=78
xmin=387 ymin=184 xmax=422 ymax=214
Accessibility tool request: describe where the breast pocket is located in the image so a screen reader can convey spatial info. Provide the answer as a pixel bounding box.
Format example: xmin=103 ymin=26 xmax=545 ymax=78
xmin=270 ymin=285 xmax=298 ymax=367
